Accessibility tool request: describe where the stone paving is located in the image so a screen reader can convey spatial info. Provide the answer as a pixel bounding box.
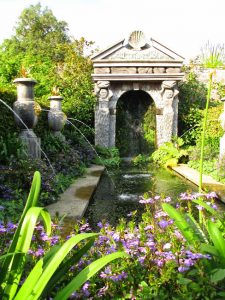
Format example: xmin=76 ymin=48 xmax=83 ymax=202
xmin=171 ymin=164 xmax=225 ymax=203
xmin=46 ymin=165 xmax=104 ymax=219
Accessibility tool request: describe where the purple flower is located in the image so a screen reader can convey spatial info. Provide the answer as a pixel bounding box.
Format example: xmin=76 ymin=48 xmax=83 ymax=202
xmin=158 ymin=219 xmax=169 ymax=229
xmin=196 ymin=205 xmax=204 ymax=211
xmin=80 ymin=223 xmax=91 ymax=232
xmin=112 ymin=232 xmax=120 ymax=241
xmin=97 ymin=285 xmax=108 ymax=297
xmin=156 ymin=259 xmax=164 ymax=267
xmin=163 ymin=243 xmax=171 ymax=250
xmin=97 ymin=221 xmax=103 ymax=228
xmin=82 ymin=282 xmax=90 ymax=297
xmin=34 ymin=247 xmax=45 ymax=257
xmin=139 ymin=198 xmax=154 ymax=204
xmin=51 ymin=235 xmax=59 ymax=245
xmin=206 ymin=191 xmax=218 ymax=199
xmin=178 ymin=266 xmax=189 ymax=272
xmin=163 ymin=197 xmax=171 ymax=202
xmin=211 ymin=204 xmax=218 ymax=210
xmin=127 ymin=212 xmax=133 ymax=217
xmin=146 ymin=241 xmax=155 ymax=250
xmin=0 ymin=224 xmax=6 ymax=233
xmin=138 ymin=256 xmax=146 ymax=264
xmin=40 ymin=232 xmax=51 ymax=241
xmin=144 ymin=225 xmax=154 ymax=231
xmin=154 ymin=210 xmax=168 ymax=219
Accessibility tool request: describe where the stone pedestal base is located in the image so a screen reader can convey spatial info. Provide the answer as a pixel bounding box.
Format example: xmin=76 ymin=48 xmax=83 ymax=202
xmin=20 ymin=129 xmax=41 ymax=159
xmin=52 ymin=131 xmax=66 ymax=142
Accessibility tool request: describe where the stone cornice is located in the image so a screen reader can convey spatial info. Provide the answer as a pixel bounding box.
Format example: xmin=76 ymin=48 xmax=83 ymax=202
xmin=92 ymin=73 xmax=184 ymax=81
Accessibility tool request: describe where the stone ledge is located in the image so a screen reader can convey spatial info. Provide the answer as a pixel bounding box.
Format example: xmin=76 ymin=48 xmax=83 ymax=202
xmin=171 ymin=164 xmax=225 ymax=203
xmin=46 ymin=165 xmax=105 ymax=219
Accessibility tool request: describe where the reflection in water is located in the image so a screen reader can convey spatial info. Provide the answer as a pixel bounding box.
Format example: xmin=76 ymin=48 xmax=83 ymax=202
xmin=85 ymin=165 xmax=197 ymax=228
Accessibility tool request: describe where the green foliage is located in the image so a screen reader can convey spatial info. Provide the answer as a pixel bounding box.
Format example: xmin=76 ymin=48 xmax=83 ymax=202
xmin=0 ymin=133 xmax=27 ymax=164
xmin=93 ymin=146 xmax=121 ymax=168
xmin=0 ymin=172 xmax=128 ymax=299
xmin=178 ymin=68 xmax=207 ymax=145
xmin=0 ymin=3 xmax=96 ymax=139
xmin=151 ymin=138 xmax=188 ymax=167
xmin=131 ymin=154 xmax=151 ymax=166
xmin=162 ymin=198 xmax=225 ymax=283
xmin=198 ymin=44 xmax=225 ymax=191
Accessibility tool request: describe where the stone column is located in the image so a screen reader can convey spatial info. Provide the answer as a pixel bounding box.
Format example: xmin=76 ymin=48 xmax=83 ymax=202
xmin=94 ymin=81 xmax=113 ymax=147
xmin=160 ymin=80 xmax=179 ymax=145
xmin=13 ymin=78 xmax=41 ymax=158
xmin=48 ymin=95 xmax=67 ymax=141
xmin=219 ymin=97 xmax=225 ymax=160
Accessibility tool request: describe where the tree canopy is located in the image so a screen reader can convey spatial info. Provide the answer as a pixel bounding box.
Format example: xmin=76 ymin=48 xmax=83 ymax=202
xmin=0 ymin=3 xmax=96 ymax=127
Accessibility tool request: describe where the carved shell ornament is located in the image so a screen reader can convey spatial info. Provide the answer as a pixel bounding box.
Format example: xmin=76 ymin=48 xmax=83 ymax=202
xmin=128 ymin=31 xmax=147 ymax=50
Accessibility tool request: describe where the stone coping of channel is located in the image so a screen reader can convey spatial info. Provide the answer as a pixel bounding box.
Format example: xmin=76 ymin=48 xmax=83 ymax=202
xmin=171 ymin=164 xmax=225 ymax=203
xmin=46 ymin=165 xmax=105 ymax=219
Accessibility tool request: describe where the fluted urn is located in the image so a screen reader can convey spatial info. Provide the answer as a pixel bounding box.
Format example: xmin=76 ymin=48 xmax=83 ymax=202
xmin=48 ymin=95 xmax=67 ymax=139
xmin=13 ymin=77 xmax=41 ymax=158
xmin=13 ymin=78 xmax=40 ymax=132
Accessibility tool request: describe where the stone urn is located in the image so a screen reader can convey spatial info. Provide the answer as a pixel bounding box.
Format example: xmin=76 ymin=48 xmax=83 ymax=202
xmin=13 ymin=78 xmax=41 ymax=158
xmin=13 ymin=78 xmax=40 ymax=130
xmin=48 ymin=95 xmax=67 ymax=139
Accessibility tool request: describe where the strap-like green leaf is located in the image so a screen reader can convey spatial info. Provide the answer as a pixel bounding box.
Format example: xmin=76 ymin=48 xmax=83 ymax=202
xmin=14 ymin=260 xmax=44 ymax=300
xmin=186 ymin=213 xmax=208 ymax=243
xmin=2 ymin=207 xmax=51 ymax=300
xmin=41 ymin=239 xmax=95 ymax=299
xmin=26 ymin=233 xmax=99 ymax=300
xmin=207 ymin=220 xmax=225 ymax=261
xmin=55 ymin=252 xmax=129 ymax=300
xmin=0 ymin=172 xmax=41 ymax=288
xmin=162 ymin=203 xmax=200 ymax=245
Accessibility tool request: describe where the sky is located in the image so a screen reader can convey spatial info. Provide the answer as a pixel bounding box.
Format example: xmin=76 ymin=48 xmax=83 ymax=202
xmin=0 ymin=0 xmax=225 ymax=61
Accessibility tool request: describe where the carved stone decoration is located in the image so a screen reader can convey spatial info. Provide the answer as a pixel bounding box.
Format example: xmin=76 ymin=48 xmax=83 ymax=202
xmin=13 ymin=78 xmax=41 ymax=158
xmin=95 ymin=81 xmax=113 ymax=147
xmin=92 ymin=31 xmax=184 ymax=151
xmin=128 ymin=31 xmax=147 ymax=50
xmin=160 ymin=80 xmax=179 ymax=144
xmin=48 ymin=95 xmax=67 ymax=141
xmin=219 ymin=97 xmax=225 ymax=160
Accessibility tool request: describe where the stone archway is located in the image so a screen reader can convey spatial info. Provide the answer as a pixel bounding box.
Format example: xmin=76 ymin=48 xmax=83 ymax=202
xmin=92 ymin=31 xmax=184 ymax=149
xmin=116 ymin=90 xmax=155 ymax=157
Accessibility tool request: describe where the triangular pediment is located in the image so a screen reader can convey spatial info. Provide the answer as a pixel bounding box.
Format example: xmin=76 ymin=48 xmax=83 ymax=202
xmin=92 ymin=32 xmax=184 ymax=62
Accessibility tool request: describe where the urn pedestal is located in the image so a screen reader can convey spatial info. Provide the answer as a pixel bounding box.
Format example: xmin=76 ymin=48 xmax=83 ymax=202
xmin=48 ymin=96 xmax=66 ymax=141
xmin=13 ymin=78 xmax=41 ymax=158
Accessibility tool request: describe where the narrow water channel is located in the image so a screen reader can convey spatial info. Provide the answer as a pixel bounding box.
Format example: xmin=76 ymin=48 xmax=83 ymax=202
xmin=85 ymin=164 xmax=197 ymax=227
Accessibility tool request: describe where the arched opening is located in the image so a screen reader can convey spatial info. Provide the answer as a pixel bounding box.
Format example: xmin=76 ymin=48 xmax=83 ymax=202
xmin=116 ymin=90 xmax=156 ymax=157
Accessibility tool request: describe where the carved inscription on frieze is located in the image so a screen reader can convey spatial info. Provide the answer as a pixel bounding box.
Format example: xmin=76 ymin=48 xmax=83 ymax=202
xmin=106 ymin=47 xmax=172 ymax=60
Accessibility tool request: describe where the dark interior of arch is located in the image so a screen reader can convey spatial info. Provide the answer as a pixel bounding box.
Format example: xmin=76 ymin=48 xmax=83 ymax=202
xmin=116 ymin=90 xmax=156 ymax=157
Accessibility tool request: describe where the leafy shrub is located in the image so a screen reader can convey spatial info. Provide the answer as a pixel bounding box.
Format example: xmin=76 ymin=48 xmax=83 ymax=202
xmin=93 ymin=146 xmax=121 ymax=168
xmin=178 ymin=68 xmax=207 ymax=145
xmin=131 ymin=154 xmax=151 ymax=166
xmin=151 ymin=138 xmax=188 ymax=167
xmin=0 ymin=133 xmax=27 ymax=164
